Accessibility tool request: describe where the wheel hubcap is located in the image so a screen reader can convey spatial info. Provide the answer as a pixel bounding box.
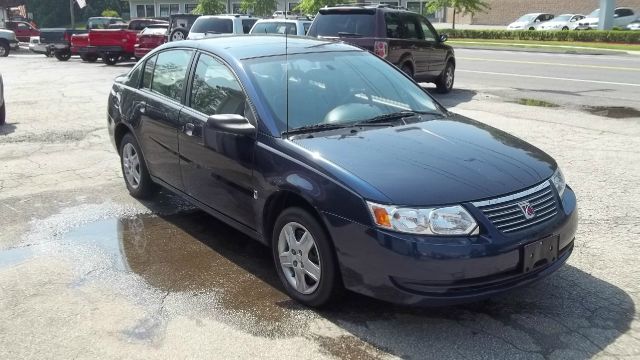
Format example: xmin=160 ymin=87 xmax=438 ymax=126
xmin=122 ymin=143 xmax=141 ymax=189
xmin=173 ymin=32 xmax=184 ymax=41
xmin=445 ymin=66 xmax=454 ymax=89
xmin=278 ymin=222 xmax=321 ymax=295
xmin=0 ymin=47 xmax=6 ymax=56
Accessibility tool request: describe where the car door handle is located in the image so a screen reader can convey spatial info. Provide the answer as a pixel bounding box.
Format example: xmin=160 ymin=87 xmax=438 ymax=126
xmin=184 ymin=122 xmax=195 ymax=136
xmin=138 ymin=101 xmax=147 ymax=114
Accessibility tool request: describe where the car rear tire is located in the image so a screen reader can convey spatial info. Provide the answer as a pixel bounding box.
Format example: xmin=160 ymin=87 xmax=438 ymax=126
xmin=0 ymin=103 xmax=5 ymax=125
xmin=103 ymin=54 xmax=119 ymax=65
xmin=120 ymin=133 xmax=157 ymax=199
xmin=400 ymin=63 xmax=414 ymax=79
xmin=272 ymin=207 xmax=342 ymax=308
xmin=55 ymin=51 xmax=71 ymax=61
xmin=435 ymin=61 xmax=455 ymax=94
xmin=562 ymin=26 xmax=569 ymax=30
xmin=170 ymin=28 xmax=188 ymax=41
xmin=528 ymin=27 xmax=535 ymax=31
xmin=0 ymin=41 xmax=10 ymax=57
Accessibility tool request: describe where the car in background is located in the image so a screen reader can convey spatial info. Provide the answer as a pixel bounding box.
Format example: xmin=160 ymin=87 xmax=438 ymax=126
xmin=4 ymin=20 xmax=40 ymax=42
xmin=35 ymin=28 xmax=86 ymax=59
xmin=273 ymin=11 xmax=294 ymax=17
xmin=134 ymin=24 xmax=168 ymax=59
xmin=507 ymin=13 xmax=555 ymax=30
xmin=167 ymin=13 xmax=201 ymax=41
xmin=537 ymin=14 xmax=585 ymax=30
xmin=0 ymin=72 xmax=4 ymax=125
xmin=187 ymin=14 xmax=257 ymax=39
xmin=576 ymin=8 xmax=637 ymax=30
xmin=307 ymin=4 xmax=456 ymax=93
xmin=628 ymin=20 xmax=640 ymax=30
xmin=107 ymin=36 xmax=577 ymax=307
xmin=86 ymin=18 xmax=168 ymax=65
xmin=0 ymin=29 xmax=19 ymax=56
xmin=250 ymin=17 xmax=311 ymax=35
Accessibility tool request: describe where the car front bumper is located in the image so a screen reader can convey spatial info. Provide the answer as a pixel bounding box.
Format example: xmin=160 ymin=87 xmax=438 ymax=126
xmin=325 ymin=185 xmax=578 ymax=306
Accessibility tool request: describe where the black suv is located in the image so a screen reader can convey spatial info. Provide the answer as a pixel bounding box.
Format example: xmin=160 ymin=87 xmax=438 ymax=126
xmin=307 ymin=4 xmax=455 ymax=93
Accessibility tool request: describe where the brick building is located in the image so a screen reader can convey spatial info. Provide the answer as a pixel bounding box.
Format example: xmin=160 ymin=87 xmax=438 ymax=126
xmin=462 ymin=0 xmax=640 ymax=25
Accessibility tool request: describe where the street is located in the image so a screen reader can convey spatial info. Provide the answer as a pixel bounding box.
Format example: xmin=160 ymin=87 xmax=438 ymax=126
xmin=1 ymin=49 xmax=639 ymax=359
xmin=451 ymin=49 xmax=640 ymax=111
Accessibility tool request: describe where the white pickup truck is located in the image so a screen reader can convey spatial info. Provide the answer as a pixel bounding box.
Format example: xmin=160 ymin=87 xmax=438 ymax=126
xmin=0 ymin=28 xmax=19 ymax=56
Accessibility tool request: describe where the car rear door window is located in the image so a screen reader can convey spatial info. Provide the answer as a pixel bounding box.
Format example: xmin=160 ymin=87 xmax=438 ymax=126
xmin=142 ymin=55 xmax=157 ymax=89
xmin=242 ymin=19 xmax=257 ymax=34
xmin=191 ymin=18 xmax=233 ymax=34
xmin=189 ymin=53 xmax=245 ymax=115
xmin=150 ymin=49 xmax=193 ymax=102
xmin=385 ymin=13 xmax=420 ymax=39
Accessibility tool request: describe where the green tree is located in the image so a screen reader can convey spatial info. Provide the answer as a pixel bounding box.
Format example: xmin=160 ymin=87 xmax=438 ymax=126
xmin=294 ymin=0 xmax=340 ymax=16
xmin=101 ymin=9 xmax=120 ymax=17
xmin=240 ymin=0 xmax=277 ymax=17
xmin=425 ymin=0 xmax=489 ymax=29
xmin=194 ymin=0 xmax=226 ymax=15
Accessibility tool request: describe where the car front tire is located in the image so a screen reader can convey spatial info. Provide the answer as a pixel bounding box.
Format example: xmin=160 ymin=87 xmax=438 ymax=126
xmin=55 ymin=51 xmax=71 ymax=61
xmin=0 ymin=41 xmax=10 ymax=57
xmin=0 ymin=103 xmax=5 ymax=125
xmin=272 ymin=207 xmax=342 ymax=307
xmin=119 ymin=133 xmax=156 ymax=199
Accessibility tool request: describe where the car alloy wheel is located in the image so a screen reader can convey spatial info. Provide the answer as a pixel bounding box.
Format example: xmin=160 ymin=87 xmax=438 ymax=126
xmin=171 ymin=29 xmax=187 ymax=41
xmin=119 ymin=133 xmax=156 ymax=199
xmin=277 ymin=222 xmax=322 ymax=295
xmin=55 ymin=51 xmax=71 ymax=61
xmin=436 ymin=62 xmax=455 ymax=93
xmin=103 ymin=54 xmax=119 ymax=65
xmin=122 ymin=143 xmax=141 ymax=189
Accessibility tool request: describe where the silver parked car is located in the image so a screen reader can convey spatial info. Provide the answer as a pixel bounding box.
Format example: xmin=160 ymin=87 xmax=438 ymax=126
xmin=537 ymin=14 xmax=585 ymax=30
xmin=628 ymin=20 xmax=640 ymax=30
xmin=507 ymin=13 xmax=555 ymax=30
xmin=0 ymin=72 xmax=5 ymax=125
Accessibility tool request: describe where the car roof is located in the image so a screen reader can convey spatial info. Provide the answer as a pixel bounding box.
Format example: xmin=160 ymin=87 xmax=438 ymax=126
xmin=197 ymin=14 xmax=256 ymax=19
xmin=165 ymin=35 xmax=361 ymax=60
xmin=255 ymin=18 xmax=311 ymax=23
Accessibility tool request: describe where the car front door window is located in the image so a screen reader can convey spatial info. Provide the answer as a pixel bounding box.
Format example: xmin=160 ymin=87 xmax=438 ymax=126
xmin=420 ymin=17 xmax=437 ymax=41
xmin=190 ymin=53 xmax=245 ymax=116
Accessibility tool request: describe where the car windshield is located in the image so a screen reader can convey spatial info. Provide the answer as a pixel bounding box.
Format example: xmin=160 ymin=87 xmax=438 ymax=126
xmin=244 ymin=51 xmax=442 ymax=134
xmin=554 ymin=15 xmax=572 ymax=21
xmin=516 ymin=14 xmax=536 ymax=22
xmin=312 ymin=13 xmax=375 ymax=37
xmin=251 ymin=22 xmax=296 ymax=35
xmin=142 ymin=27 xmax=168 ymax=35
xmin=589 ymin=9 xmax=600 ymax=17
xmin=190 ymin=18 xmax=233 ymax=33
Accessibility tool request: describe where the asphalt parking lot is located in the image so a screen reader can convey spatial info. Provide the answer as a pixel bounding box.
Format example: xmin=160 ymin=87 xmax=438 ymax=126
xmin=1 ymin=52 xmax=640 ymax=359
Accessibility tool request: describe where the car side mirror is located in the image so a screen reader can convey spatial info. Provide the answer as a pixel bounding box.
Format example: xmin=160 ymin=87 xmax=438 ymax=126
xmin=439 ymin=33 xmax=448 ymax=42
xmin=206 ymin=114 xmax=255 ymax=136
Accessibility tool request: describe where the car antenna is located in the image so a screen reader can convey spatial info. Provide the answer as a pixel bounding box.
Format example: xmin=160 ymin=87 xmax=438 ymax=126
xmin=285 ymin=14 xmax=289 ymax=135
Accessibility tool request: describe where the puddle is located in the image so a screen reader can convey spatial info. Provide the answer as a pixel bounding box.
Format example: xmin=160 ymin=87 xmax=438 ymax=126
xmin=583 ymin=106 xmax=640 ymax=119
xmin=60 ymin=211 xmax=310 ymax=335
xmin=0 ymin=246 xmax=33 ymax=269
xmin=513 ymin=98 xmax=559 ymax=108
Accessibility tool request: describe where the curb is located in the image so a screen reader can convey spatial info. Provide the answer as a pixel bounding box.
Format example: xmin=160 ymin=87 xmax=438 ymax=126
xmin=450 ymin=42 xmax=640 ymax=56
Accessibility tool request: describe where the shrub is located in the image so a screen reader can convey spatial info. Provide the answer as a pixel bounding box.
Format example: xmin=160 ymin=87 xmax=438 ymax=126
xmin=440 ymin=29 xmax=640 ymax=44
xmin=101 ymin=9 xmax=119 ymax=17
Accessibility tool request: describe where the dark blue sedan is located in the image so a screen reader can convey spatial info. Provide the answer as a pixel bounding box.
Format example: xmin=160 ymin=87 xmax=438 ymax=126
xmin=107 ymin=35 xmax=578 ymax=307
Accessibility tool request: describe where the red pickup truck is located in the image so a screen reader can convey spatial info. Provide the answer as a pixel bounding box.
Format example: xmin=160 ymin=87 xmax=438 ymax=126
xmin=88 ymin=19 xmax=167 ymax=65
xmin=134 ymin=24 xmax=168 ymax=59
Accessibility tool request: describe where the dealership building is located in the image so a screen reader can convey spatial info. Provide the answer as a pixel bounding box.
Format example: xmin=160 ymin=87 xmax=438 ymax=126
xmin=123 ymin=0 xmax=640 ymax=24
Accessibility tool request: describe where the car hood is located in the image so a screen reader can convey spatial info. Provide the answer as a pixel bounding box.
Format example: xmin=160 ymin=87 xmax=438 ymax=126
xmin=581 ymin=17 xmax=598 ymax=23
xmin=290 ymin=115 xmax=556 ymax=206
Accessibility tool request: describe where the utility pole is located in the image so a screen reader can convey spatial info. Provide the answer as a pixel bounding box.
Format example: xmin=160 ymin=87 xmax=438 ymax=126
xmin=599 ymin=0 xmax=615 ymax=30
xmin=70 ymin=0 xmax=75 ymax=29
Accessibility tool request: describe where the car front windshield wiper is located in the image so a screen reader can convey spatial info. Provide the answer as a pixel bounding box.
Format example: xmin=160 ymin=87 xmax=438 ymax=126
xmin=353 ymin=110 xmax=443 ymax=125
xmin=337 ymin=32 xmax=364 ymax=37
xmin=282 ymin=123 xmax=350 ymax=136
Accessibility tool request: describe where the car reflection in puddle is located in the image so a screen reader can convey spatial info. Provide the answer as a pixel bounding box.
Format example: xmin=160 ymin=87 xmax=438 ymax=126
xmin=62 ymin=211 xmax=306 ymax=327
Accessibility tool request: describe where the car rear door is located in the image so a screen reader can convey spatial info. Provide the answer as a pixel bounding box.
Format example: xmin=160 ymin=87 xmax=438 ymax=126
xmin=179 ymin=52 xmax=257 ymax=228
xmin=137 ymin=49 xmax=194 ymax=190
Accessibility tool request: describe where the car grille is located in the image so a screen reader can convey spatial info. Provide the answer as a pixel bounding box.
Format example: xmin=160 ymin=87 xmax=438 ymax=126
xmin=472 ymin=181 xmax=558 ymax=233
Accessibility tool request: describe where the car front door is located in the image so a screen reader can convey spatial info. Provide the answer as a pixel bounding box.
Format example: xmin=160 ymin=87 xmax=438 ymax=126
xmin=385 ymin=12 xmax=429 ymax=76
xmin=137 ymin=49 xmax=193 ymax=190
xmin=419 ymin=17 xmax=446 ymax=77
xmin=179 ymin=52 xmax=257 ymax=228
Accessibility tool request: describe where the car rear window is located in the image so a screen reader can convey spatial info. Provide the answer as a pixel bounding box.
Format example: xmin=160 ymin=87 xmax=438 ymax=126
xmin=310 ymin=12 xmax=375 ymax=37
xmin=251 ymin=22 xmax=296 ymax=35
xmin=190 ymin=18 xmax=233 ymax=34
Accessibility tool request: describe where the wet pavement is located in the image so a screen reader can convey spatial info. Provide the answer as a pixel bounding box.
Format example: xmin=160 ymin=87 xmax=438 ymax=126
xmin=1 ymin=52 xmax=640 ymax=359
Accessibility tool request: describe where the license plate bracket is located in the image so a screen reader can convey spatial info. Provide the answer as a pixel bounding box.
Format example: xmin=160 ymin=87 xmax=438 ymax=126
xmin=523 ymin=235 xmax=559 ymax=273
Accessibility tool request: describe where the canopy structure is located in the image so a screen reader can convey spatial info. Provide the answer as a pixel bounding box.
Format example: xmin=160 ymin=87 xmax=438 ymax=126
xmin=599 ymin=0 xmax=616 ymax=30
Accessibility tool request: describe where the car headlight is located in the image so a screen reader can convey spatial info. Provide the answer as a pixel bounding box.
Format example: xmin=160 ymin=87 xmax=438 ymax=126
xmin=367 ymin=202 xmax=479 ymax=236
xmin=550 ymin=168 xmax=566 ymax=197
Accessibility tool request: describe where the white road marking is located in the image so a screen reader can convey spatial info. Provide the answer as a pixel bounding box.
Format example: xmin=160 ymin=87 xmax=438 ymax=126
xmin=458 ymin=69 xmax=640 ymax=88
